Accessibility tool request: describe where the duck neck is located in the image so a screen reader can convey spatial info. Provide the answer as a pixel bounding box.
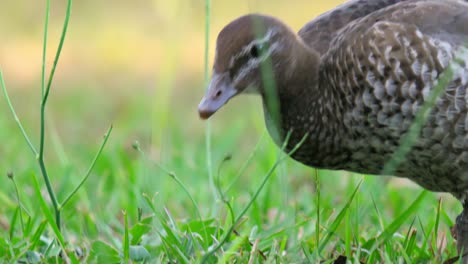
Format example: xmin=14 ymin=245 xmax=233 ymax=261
xmin=262 ymin=43 xmax=347 ymax=168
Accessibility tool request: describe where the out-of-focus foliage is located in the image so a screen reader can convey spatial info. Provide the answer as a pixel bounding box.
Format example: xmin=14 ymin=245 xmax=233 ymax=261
xmin=0 ymin=0 xmax=343 ymax=89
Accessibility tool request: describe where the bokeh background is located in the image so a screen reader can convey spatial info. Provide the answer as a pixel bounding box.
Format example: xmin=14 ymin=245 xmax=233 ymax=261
xmin=0 ymin=0 xmax=346 ymax=153
xmin=0 ymin=0 xmax=460 ymax=261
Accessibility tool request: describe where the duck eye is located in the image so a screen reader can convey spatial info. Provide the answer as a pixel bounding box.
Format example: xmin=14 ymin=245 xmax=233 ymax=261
xmin=250 ymin=44 xmax=260 ymax=58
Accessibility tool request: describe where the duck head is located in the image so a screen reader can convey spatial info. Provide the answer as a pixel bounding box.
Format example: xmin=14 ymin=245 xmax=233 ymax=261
xmin=198 ymin=14 xmax=301 ymax=119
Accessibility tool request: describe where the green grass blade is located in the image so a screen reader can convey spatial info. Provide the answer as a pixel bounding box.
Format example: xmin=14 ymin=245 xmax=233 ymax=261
xmin=42 ymin=0 xmax=72 ymax=103
xmin=405 ymin=229 xmax=417 ymax=257
xmin=134 ymin=143 xmax=208 ymax=248
xmin=41 ymin=0 xmax=50 ymax=97
xmin=31 ymin=172 xmax=78 ymax=262
xmin=433 ymin=198 xmax=442 ymax=256
xmin=159 ymin=234 xmax=190 ymax=264
xmin=218 ymin=234 xmax=246 ymax=263
xmin=301 ymin=241 xmax=316 ymax=263
xmin=201 ymin=132 xmax=307 ymax=263
xmin=345 ymin=209 xmax=352 ymax=259
xmin=202 ymin=0 xmax=217 ymax=210
xmin=225 ymin=132 xmax=266 ymax=193
xmin=397 ymin=242 xmax=413 ymax=263
xmin=11 ymin=177 xmax=24 ymax=235
xmin=123 ymin=211 xmax=130 ymax=262
xmin=60 ymin=125 xmax=113 ymax=208
xmin=8 ymin=207 xmax=18 ymax=240
xmin=417 ymin=216 xmax=432 ymax=258
xmin=142 ymin=193 xmax=158 ymax=214
xmin=402 ymin=217 xmax=416 ymax=248
xmin=314 ymin=169 xmax=321 ymax=249
xmin=364 ymin=190 xmax=428 ymax=250
xmin=37 ymin=0 xmax=73 ymax=232
xmin=318 ymin=179 xmax=363 ymax=254
xmin=0 ymin=70 xmax=38 ymax=156
xmin=29 ymin=220 xmax=47 ymax=250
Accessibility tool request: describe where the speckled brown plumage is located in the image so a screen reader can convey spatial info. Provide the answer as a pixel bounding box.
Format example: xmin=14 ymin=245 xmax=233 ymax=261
xmin=293 ymin=1 xmax=468 ymax=197
xmin=198 ymin=0 xmax=468 ymax=258
xmin=299 ymin=0 xmax=411 ymax=54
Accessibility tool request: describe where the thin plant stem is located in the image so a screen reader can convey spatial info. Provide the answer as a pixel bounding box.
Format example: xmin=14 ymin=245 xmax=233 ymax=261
xmin=0 ymin=71 xmax=38 ymax=156
xmin=31 ymin=173 xmax=76 ymax=261
xmin=133 ymin=143 xmax=208 ymax=247
xmin=37 ymin=161 xmax=60 ymax=230
xmin=38 ymin=0 xmax=73 ymax=231
xmin=203 ymin=0 xmax=211 ymax=90
xmin=201 ymin=132 xmax=309 ymax=263
xmin=314 ymin=168 xmax=320 ymax=251
xmin=203 ymin=0 xmax=218 ymax=207
xmin=41 ymin=0 xmax=50 ymax=98
xmin=215 ymin=155 xmax=236 ymax=226
xmin=225 ymin=131 xmax=266 ymax=193
xmin=9 ymin=175 xmax=25 ymax=234
xmin=41 ymin=0 xmax=72 ymax=105
xmin=60 ymin=125 xmax=113 ymax=209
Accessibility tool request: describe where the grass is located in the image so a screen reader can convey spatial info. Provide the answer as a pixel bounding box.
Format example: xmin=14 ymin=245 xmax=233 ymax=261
xmin=0 ymin=0 xmax=464 ymax=263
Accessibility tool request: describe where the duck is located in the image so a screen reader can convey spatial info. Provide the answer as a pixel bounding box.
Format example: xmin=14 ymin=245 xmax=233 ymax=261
xmin=198 ymin=0 xmax=468 ymax=259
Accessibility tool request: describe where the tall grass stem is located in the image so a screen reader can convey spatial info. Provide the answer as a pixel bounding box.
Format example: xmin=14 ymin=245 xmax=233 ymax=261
xmin=41 ymin=0 xmax=50 ymax=98
xmin=203 ymin=0 xmax=218 ymax=208
xmin=0 ymin=71 xmax=37 ymax=155
xmin=60 ymin=125 xmax=113 ymax=209
xmin=37 ymin=0 xmax=73 ymax=231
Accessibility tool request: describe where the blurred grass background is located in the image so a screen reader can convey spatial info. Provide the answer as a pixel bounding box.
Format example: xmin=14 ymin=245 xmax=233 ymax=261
xmin=0 ymin=0 xmax=462 ymax=262
xmin=0 ymin=0 xmax=344 ymax=148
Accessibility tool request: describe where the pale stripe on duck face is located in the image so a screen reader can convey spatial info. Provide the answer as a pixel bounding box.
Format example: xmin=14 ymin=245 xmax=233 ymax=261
xmin=225 ymin=28 xmax=282 ymax=93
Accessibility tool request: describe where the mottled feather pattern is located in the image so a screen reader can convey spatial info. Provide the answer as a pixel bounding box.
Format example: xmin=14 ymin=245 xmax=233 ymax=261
xmin=199 ymin=0 xmax=468 ymax=257
xmin=278 ymin=1 xmax=468 ymax=198
xmin=342 ymin=28 xmax=465 ymax=194
xmin=299 ymin=0 xmax=412 ymax=55
xmin=202 ymin=0 xmax=468 ymax=198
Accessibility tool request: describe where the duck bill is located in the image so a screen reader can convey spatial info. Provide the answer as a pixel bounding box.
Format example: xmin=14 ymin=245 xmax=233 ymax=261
xmin=198 ymin=73 xmax=238 ymax=119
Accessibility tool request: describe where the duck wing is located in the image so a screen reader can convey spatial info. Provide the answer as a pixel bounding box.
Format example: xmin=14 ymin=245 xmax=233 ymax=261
xmin=319 ymin=0 xmax=468 ymax=192
xmin=299 ymin=0 xmax=413 ymax=54
xmin=300 ymin=0 xmax=468 ymax=54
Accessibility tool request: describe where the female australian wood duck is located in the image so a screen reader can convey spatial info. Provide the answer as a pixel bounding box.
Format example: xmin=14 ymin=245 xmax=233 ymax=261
xmin=198 ymin=0 xmax=468 ymax=259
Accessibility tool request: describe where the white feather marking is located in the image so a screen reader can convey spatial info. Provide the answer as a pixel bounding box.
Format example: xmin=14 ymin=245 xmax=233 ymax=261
xmin=401 ymin=81 xmax=411 ymax=98
xmin=384 ymin=46 xmax=392 ymax=62
xmin=412 ymin=101 xmax=421 ymax=115
xmin=401 ymin=100 xmax=412 ymax=116
xmin=368 ymin=53 xmax=376 ymax=65
xmin=422 ymin=85 xmax=431 ymax=101
xmin=409 ymin=47 xmax=418 ymax=59
xmin=415 ymin=29 xmax=424 ymax=39
xmin=411 ymin=61 xmax=421 ymax=75
xmin=377 ymin=60 xmax=386 ymax=76
xmin=420 ymin=63 xmax=433 ymax=84
xmin=366 ymin=71 xmax=376 ymax=84
xmin=393 ymin=60 xmax=405 ymax=81
xmin=385 ymin=78 xmax=397 ymax=96
xmin=408 ymin=82 xmax=419 ymax=99
xmin=363 ymin=90 xmax=374 ymax=107
xmin=402 ymin=37 xmax=410 ymax=47
xmin=373 ymin=80 xmax=386 ymax=100
xmin=232 ymin=30 xmax=281 ymax=85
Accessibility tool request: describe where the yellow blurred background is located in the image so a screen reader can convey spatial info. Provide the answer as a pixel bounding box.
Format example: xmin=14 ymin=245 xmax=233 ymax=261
xmin=0 ymin=0 xmax=345 ymax=152
xmin=0 ymin=0 xmax=351 ymax=163
xmin=0 ymin=0 xmax=343 ymax=90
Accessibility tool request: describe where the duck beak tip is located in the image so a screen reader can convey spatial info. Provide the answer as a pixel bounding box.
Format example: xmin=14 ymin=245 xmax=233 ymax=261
xmin=197 ymin=73 xmax=238 ymax=120
xmin=198 ymin=109 xmax=213 ymax=120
